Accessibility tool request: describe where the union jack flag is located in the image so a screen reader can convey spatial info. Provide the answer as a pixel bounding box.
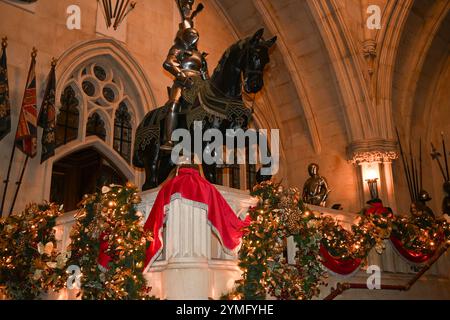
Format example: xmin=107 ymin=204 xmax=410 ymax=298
xmin=15 ymin=49 xmax=37 ymax=158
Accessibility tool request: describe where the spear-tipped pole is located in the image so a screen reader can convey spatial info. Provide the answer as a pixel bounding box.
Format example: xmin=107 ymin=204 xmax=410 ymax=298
xmin=101 ymin=0 xmax=111 ymax=27
xmin=419 ymin=138 xmax=423 ymax=191
xmin=113 ymin=0 xmax=121 ymax=18
xmin=442 ymin=132 xmax=449 ymax=181
xmin=115 ymin=2 xmax=136 ymax=29
xmin=115 ymin=0 xmax=126 ymax=26
xmin=409 ymin=140 xmax=418 ymax=201
xmin=108 ymin=0 xmax=113 ymax=22
xmin=114 ymin=0 xmax=130 ymax=30
xmin=396 ymin=128 xmax=414 ymax=202
xmin=431 ymin=142 xmax=447 ymax=181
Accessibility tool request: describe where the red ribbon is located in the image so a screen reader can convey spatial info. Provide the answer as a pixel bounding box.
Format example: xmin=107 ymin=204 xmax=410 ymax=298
xmin=389 ymin=236 xmax=434 ymax=264
xmin=319 ymin=244 xmax=362 ymax=275
xmin=98 ymin=232 xmax=112 ymax=270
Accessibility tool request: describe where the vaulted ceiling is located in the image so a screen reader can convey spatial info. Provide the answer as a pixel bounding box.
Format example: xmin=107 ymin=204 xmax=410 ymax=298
xmin=210 ymin=0 xmax=449 ymax=210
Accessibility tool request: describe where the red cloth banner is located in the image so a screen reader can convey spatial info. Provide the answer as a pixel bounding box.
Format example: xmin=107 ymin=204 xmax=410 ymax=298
xmin=15 ymin=52 xmax=37 ymax=158
xmin=143 ymin=168 xmax=251 ymax=270
xmin=389 ymin=236 xmax=434 ymax=264
xmin=98 ymin=232 xmax=112 ymax=271
xmin=319 ymin=244 xmax=362 ymax=275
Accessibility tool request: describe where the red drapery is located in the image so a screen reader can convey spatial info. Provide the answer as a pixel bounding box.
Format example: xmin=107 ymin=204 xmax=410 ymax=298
xmin=389 ymin=236 xmax=434 ymax=264
xmin=143 ymin=167 xmax=251 ymax=270
xmin=319 ymin=244 xmax=362 ymax=275
xmin=98 ymin=232 xmax=112 ymax=271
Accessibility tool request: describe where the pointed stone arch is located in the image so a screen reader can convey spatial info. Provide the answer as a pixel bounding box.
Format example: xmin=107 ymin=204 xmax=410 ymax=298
xmin=56 ymin=38 xmax=157 ymax=121
xmin=41 ymin=38 xmax=156 ymax=201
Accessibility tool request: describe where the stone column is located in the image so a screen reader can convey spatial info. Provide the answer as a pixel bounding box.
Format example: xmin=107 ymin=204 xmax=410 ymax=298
xmin=347 ymin=141 xmax=398 ymax=210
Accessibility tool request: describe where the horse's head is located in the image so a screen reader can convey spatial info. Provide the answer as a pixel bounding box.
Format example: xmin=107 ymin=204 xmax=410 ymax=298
xmin=242 ymin=28 xmax=277 ymax=94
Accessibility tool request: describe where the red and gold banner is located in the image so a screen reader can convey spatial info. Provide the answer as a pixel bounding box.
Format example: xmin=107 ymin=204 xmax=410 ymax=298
xmin=15 ymin=49 xmax=37 ymax=158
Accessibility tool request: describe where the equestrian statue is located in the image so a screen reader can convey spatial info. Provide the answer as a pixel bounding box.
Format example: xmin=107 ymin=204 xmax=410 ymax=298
xmin=133 ymin=0 xmax=277 ymax=190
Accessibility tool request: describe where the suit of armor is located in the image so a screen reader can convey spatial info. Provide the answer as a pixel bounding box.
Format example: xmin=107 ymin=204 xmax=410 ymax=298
xmin=160 ymin=1 xmax=207 ymax=151
xmin=302 ymin=163 xmax=330 ymax=207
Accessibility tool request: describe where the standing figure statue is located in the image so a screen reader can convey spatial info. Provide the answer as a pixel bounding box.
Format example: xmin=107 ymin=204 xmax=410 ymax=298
xmin=161 ymin=0 xmax=208 ymax=151
xmin=302 ymin=163 xmax=330 ymax=207
xmin=411 ymin=190 xmax=435 ymax=219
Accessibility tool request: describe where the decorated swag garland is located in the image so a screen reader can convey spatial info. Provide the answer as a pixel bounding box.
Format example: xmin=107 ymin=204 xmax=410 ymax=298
xmin=53 ymin=183 xmax=154 ymax=300
xmin=1 ymin=180 xmax=450 ymax=300
xmin=0 ymin=203 xmax=65 ymax=300
xmin=224 ymin=181 xmax=450 ymax=300
xmin=0 ymin=183 xmax=155 ymax=300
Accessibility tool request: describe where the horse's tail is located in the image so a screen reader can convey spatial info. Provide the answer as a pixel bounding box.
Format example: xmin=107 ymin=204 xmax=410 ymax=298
xmin=132 ymin=108 xmax=162 ymax=168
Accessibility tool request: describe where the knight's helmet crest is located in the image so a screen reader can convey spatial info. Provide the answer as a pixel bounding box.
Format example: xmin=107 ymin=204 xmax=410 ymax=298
xmin=176 ymin=0 xmax=204 ymax=30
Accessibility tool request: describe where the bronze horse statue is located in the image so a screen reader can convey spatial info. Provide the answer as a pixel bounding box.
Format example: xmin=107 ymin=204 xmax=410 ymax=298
xmin=133 ymin=28 xmax=277 ymax=190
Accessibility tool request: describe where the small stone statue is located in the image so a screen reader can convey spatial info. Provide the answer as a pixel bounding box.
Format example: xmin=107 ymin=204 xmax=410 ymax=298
xmin=302 ymin=163 xmax=330 ymax=207
xmin=412 ymin=190 xmax=435 ymax=219
xmin=443 ymin=181 xmax=450 ymax=215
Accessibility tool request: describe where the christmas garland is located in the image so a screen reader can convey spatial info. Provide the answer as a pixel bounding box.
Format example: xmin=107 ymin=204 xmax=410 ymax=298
xmin=225 ymin=181 xmax=450 ymax=300
xmin=224 ymin=182 xmax=325 ymax=300
xmin=0 ymin=203 xmax=65 ymax=300
xmin=55 ymin=183 xmax=155 ymax=300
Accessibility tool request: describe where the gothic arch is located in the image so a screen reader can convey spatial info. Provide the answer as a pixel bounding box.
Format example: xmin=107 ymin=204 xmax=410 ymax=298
xmin=56 ymin=38 xmax=157 ymax=120
xmin=40 ymin=38 xmax=156 ymax=201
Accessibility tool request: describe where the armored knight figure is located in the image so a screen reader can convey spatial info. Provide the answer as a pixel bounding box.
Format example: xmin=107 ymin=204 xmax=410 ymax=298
xmin=302 ymin=163 xmax=330 ymax=207
xmin=160 ymin=0 xmax=208 ymax=151
xmin=411 ymin=190 xmax=435 ymax=219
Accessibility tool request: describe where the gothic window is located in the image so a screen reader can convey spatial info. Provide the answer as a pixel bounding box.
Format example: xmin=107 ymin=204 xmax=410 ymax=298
xmin=103 ymin=86 xmax=116 ymax=103
xmin=94 ymin=65 xmax=107 ymax=81
xmin=82 ymin=80 xmax=96 ymax=97
xmin=114 ymin=102 xmax=132 ymax=162
xmin=56 ymin=86 xmax=79 ymax=147
xmin=86 ymin=112 xmax=106 ymax=141
xmin=57 ymin=61 xmax=136 ymax=161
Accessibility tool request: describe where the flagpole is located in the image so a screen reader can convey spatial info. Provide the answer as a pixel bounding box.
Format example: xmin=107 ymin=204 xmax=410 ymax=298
xmin=0 ymin=37 xmax=12 ymax=218
xmin=0 ymin=145 xmax=15 ymax=217
xmin=9 ymin=155 xmax=29 ymax=215
xmin=5 ymin=47 xmax=37 ymax=216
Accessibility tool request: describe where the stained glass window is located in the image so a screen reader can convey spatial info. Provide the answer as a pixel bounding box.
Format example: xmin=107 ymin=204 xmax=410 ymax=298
xmin=94 ymin=65 xmax=107 ymax=81
xmin=82 ymin=80 xmax=95 ymax=97
xmin=86 ymin=112 xmax=106 ymax=141
xmin=56 ymin=86 xmax=79 ymax=147
xmin=114 ymin=102 xmax=132 ymax=162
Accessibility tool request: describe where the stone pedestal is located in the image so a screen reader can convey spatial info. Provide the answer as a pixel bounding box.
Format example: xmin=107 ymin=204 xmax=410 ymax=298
xmin=136 ymin=185 xmax=257 ymax=300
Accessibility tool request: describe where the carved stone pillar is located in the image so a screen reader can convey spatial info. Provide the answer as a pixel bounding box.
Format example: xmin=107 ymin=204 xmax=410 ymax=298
xmin=348 ymin=140 xmax=398 ymax=210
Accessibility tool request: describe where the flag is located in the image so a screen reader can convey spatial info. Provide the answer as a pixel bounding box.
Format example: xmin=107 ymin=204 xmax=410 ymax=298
xmin=15 ymin=48 xmax=38 ymax=158
xmin=0 ymin=37 xmax=10 ymax=141
xmin=38 ymin=60 xmax=56 ymax=163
